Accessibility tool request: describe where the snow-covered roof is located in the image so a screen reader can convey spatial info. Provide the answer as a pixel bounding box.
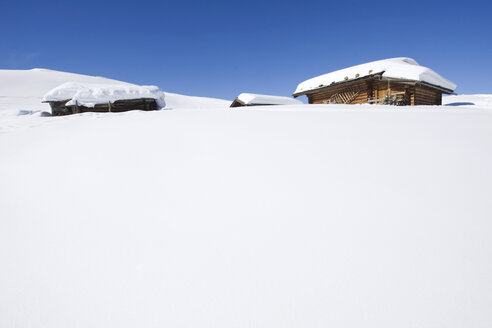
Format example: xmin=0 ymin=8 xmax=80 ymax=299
xmin=294 ymin=57 xmax=456 ymax=95
xmin=42 ymin=82 xmax=166 ymax=108
xmin=232 ymin=93 xmax=302 ymax=106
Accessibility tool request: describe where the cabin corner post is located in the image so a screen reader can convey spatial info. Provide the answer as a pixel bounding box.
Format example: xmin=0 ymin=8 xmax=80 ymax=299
xmin=307 ymin=94 xmax=314 ymax=104
xmin=71 ymin=100 xmax=79 ymax=114
xmin=366 ymin=80 xmax=374 ymax=104
xmin=49 ymin=102 xmax=55 ymax=116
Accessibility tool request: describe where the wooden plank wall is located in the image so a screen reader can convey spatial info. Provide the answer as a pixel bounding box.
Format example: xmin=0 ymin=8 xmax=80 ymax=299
xmin=306 ymin=79 xmax=443 ymax=106
xmin=307 ymin=80 xmax=371 ymax=104
xmin=50 ymin=101 xmax=72 ymax=116
xmin=414 ymin=85 xmax=442 ymax=105
xmin=50 ymin=98 xmax=158 ymax=116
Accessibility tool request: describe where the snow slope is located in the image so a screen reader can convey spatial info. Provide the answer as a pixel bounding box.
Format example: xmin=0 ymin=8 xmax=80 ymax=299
xmin=0 ymin=68 xmax=132 ymax=98
xmin=1 ymin=71 xmax=492 ymax=328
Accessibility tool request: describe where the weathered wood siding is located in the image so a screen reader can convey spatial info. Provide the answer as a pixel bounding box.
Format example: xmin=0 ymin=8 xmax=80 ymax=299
xmin=307 ymin=80 xmax=371 ymax=104
xmin=414 ymin=85 xmax=442 ymax=105
xmin=49 ymin=98 xmax=158 ymax=116
xmin=304 ymin=78 xmax=443 ymax=106
xmin=50 ymin=101 xmax=72 ymax=116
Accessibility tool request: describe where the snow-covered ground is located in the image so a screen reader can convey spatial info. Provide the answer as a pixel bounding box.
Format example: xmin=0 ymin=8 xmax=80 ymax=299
xmin=1 ymin=69 xmax=492 ymax=328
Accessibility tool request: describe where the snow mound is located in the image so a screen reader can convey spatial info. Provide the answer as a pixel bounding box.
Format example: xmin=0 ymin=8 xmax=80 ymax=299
xmin=443 ymin=94 xmax=492 ymax=107
xmin=165 ymin=92 xmax=231 ymax=109
xmin=42 ymin=82 xmax=166 ymax=108
xmin=294 ymin=57 xmax=456 ymax=95
xmin=0 ymin=68 xmax=130 ymax=98
xmin=233 ymin=93 xmax=303 ymax=106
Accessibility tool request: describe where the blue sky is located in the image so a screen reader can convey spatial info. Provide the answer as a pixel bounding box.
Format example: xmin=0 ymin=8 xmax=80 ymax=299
xmin=1 ymin=0 xmax=491 ymax=99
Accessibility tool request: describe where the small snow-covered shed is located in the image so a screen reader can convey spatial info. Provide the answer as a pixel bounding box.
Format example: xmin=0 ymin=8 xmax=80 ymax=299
xmin=230 ymin=93 xmax=302 ymax=107
xmin=42 ymin=82 xmax=166 ymax=115
xmin=292 ymin=58 xmax=456 ymax=106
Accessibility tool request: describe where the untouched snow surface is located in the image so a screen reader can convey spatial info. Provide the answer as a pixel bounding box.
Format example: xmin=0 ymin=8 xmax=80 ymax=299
xmin=234 ymin=93 xmax=303 ymax=106
xmin=0 ymin=68 xmax=132 ymax=98
xmin=294 ymin=57 xmax=456 ymax=95
xmin=1 ymin=70 xmax=492 ymax=328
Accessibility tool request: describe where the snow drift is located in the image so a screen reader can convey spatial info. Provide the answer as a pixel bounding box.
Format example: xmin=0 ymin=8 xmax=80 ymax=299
xmin=443 ymin=94 xmax=492 ymax=107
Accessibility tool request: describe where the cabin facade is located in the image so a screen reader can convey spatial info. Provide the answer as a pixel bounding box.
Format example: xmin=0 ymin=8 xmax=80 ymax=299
xmin=45 ymin=98 xmax=159 ymax=116
xmin=293 ymin=58 xmax=456 ymax=106
xmin=294 ymin=73 xmax=452 ymax=106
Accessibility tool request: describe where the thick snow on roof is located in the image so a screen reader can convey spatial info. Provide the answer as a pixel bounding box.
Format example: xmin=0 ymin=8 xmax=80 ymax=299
xmin=42 ymin=82 xmax=166 ymax=108
xmin=294 ymin=57 xmax=456 ymax=95
xmin=236 ymin=93 xmax=302 ymax=106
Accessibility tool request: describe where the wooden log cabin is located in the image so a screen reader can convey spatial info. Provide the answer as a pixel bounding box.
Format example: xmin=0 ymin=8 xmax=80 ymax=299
xmin=42 ymin=82 xmax=166 ymax=116
xmin=293 ymin=58 xmax=456 ymax=106
xmin=46 ymin=98 xmax=159 ymax=116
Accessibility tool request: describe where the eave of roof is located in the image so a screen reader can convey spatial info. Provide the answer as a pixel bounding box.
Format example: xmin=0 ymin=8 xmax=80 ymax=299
xmin=230 ymin=98 xmax=246 ymax=107
xmin=292 ymin=73 xmax=384 ymax=97
xmin=292 ymin=73 xmax=455 ymax=97
xmin=42 ymin=99 xmax=70 ymax=103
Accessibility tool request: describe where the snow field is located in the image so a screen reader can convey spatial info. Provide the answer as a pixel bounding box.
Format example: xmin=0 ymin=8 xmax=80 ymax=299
xmin=0 ymin=69 xmax=491 ymax=328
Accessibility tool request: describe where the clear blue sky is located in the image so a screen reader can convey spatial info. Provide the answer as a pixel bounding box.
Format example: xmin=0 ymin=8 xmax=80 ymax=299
xmin=1 ymin=0 xmax=491 ymax=99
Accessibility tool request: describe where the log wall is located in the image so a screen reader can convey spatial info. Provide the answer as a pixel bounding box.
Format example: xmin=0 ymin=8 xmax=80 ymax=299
xmin=307 ymin=80 xmax=371 ymax=104
xmin=414 ymin=85 xmax=442 ymax=105
xmin=49 ymin=98 xmax=159 ymax=116
xmin=304 ymin=78 xmax=444 ymax=106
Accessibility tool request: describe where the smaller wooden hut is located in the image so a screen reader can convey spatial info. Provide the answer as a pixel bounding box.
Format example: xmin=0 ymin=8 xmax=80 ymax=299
xmin=46 ymin=98 xmax=159 ymax=116
xmin=42 ymin=82 xmax=166 ymax=116
xmin=231 ymin=93 xmax=302 ymax=107
xmin=292 ymin=58 xmax=456 ymax=106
